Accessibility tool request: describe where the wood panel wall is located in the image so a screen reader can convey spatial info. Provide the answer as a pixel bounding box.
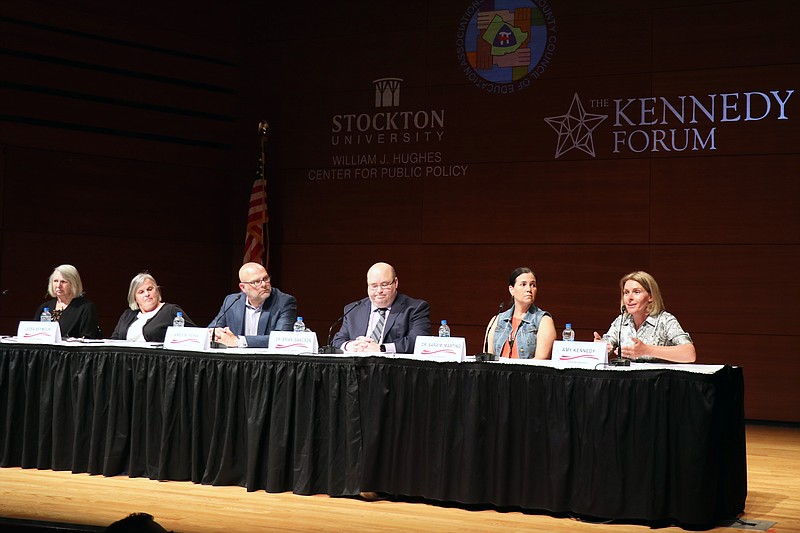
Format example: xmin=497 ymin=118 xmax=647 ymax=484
xmin=260 ymin=0 xmax=800 ymax=422
xmin=1 ymin=0 xmax=797 ymax=422
xmin=0 ymin=0 xmax=247 ymax=332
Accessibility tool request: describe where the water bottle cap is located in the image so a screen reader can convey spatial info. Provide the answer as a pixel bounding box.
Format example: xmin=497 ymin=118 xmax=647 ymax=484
xmin=44 ymin=307 xmax=50 ymax=312
xmin=566 ymin=323 xmax=572 ymax=328
xmin=176 ymin=312 xmax=183 ymax=317
xmin=441 ymin=319 xmax=447 ymax=325
xmin=297 ymin=316 xmax=303 ymax=321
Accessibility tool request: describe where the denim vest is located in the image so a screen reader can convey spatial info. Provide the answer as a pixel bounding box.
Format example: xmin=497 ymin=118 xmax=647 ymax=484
xmin=493 ymin=305 xmax=550 ymax=359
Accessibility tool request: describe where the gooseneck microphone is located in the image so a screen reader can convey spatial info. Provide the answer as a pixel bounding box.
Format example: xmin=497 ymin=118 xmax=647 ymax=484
xmin=210 ymin=293 xmax=243 ymax=349
xmin=319 ymin=300 xmax=362 ymax=354
xmin=475 ymin=302 xmax=505 ymax=362
xmin=609 ymin=307 xmax=631 ymax=366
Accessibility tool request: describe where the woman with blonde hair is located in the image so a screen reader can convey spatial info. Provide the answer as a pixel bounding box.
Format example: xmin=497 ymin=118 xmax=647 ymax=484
xmin=593 ymin=271 xmax=696 ymax=363
xmin=34 ymin=264 xmax=100 ymax=338
xmin=110 ymin=272 xmax=195 ymax=342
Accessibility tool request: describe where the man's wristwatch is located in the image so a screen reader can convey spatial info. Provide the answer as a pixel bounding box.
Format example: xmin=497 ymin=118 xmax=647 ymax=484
xmin=379 ymin=344 xmax=386 ymax=352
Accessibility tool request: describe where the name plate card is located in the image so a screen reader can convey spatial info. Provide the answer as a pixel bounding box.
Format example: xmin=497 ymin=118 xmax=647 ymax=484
xmin=164 ymin=327 xmax=210 ymax=351
xmin=552 ymin=340 xmax=608 ymax=365
xmin=268 ymin=331 xmax=319 ymax=354
xmin=412 ymin=336 xmax=467 ymax=362
xmin=17 ymin=321 xmax=61 ymax=344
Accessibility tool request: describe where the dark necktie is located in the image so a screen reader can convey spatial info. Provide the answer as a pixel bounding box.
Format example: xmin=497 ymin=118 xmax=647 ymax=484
xmin=370 ymin=308 xmax=387 ymax=343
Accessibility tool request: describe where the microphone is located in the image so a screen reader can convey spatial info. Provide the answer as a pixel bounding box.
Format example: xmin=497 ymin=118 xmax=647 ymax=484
xmin=609 ymin=307 xmax=630 ymax=366
xmin=318 ymin=300 xmax=362 ymax=354
xmin=210 ymin=293 xmax=242 ymax=349
xmin=475 ymin=302 xmax=505 ymax=362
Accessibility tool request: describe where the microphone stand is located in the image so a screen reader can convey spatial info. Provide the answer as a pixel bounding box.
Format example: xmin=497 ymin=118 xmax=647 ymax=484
xmin=475 ymin=302 xmax=505 ymax=362
xmin=210 ymin=293 xmax=243 ymax=349
xmin=319 ymin=301 xmax=361 ymax=354
xmin=609 ymin=308 xmax=630 ymax=366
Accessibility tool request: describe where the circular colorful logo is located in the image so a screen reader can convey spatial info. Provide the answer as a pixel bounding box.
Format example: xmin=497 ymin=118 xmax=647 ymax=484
xmin=456 ymin=0 xmax=557 ymax=93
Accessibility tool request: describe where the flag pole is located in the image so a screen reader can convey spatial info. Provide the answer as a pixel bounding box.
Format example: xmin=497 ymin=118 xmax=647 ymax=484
xmin=243 ymin=121 xmax=270 ymax=268
xmin=258 ymin=121 xmax=270 ymax=270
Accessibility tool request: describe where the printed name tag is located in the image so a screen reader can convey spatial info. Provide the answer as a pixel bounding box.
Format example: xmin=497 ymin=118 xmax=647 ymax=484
xmin=268 ymin=331 xmax=319 ymax=354
xmin=164 ymin=327 xmax=210 ymax=351
xmin=412 ymin=336 xmax=466 ymax=361
xmin=552 ymin=340 xmax=608 ymax=364
xmin=17 ymin=321 xmax=61 ymax=344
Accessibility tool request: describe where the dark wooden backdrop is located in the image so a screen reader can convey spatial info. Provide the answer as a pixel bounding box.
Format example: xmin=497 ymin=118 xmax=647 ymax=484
xmin=0 ymin=0 xmax=797 ymax=422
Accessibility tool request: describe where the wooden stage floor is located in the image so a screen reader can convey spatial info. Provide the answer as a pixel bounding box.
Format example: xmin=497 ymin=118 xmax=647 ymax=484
xmin=1 ymin=423 xmax=798 ymax=532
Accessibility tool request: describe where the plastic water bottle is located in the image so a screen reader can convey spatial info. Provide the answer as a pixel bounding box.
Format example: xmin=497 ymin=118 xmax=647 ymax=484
xmin=438 ymin=319 xmax=451 ymax=337
xmin=173 ymin=312 xmax=185 ymax=327
xmin=562 ymin=323 xmax=575 ymax=342
xmin=40 ymin=307 xmax=52 ymax=322
xmin=293 ymin=316 xmax=306 ymax=333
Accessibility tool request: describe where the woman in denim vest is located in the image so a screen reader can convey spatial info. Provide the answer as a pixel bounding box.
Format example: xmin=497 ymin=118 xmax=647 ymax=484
xmin=486 ymin=267 xmax=556 ymax=359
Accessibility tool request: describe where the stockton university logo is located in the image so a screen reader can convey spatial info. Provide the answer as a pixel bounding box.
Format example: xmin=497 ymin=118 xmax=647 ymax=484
xmin=457 ymin=0 xmax=557 ymax=94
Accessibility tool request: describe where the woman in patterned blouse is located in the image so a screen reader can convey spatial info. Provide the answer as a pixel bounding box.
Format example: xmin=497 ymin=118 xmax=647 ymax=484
xmin=593 ymin=271 xmax=696 ymax=363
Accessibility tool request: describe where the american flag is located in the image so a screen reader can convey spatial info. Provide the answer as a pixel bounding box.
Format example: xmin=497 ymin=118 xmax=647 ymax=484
xmin=243 ymin=121 xmax=269 ymax=266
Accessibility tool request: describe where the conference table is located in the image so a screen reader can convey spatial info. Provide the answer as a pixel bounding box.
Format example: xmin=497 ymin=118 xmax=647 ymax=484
xmin=0 ymin=341 xmax=746 ymax=528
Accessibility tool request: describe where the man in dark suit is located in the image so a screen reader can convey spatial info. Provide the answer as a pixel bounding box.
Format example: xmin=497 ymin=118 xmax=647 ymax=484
xmin=332 ymin=262 xmax=430 ymax=354
xmin=208 ymin=262 xmax=297 ymax=348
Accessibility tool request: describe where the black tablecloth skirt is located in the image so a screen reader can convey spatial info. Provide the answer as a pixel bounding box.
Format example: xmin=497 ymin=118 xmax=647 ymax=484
xmin=0 ymin=345 xmax=746 ymax=527
xmin=358 ymin=359 xmax=746 ymax=526
xmin=0 ymin=345 xmax=362 ymax=495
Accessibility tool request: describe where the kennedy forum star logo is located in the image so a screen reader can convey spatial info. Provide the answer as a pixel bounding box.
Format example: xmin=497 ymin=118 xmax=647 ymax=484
xmin=544 ymin=93 xmax=608 ymax=158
